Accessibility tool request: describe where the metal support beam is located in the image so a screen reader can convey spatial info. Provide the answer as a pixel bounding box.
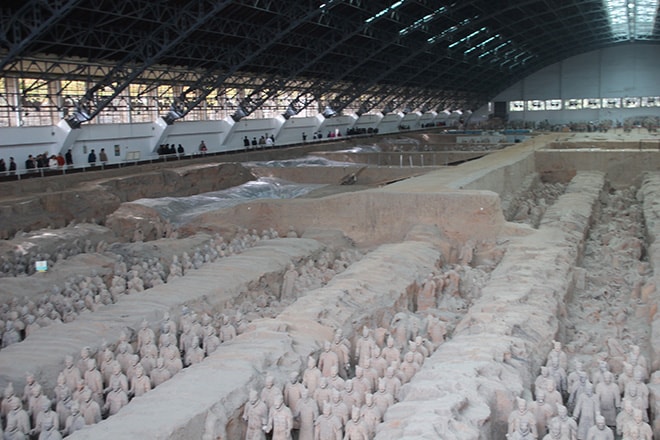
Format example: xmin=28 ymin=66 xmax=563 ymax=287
xmin=66 ymin=0 xmax=232 ymax=128
xmin=162 ymin=1 xmax=344 ymax=123
xmin=0 ymin=0 xmax=83 ymax=73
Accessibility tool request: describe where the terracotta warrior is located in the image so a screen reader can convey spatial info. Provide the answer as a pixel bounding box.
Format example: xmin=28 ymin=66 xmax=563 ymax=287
xmin=507 ymin=398 xmax=537 ymax=439
xmin=242 ymin=389 xmax=267 ymax=440
xmin=594 ymin=372 xmax=620 ymax=426
xmin=302 ymin=356 xmax=323 ymax=395
xmin=260 ymin=375 xmax=282 ymax=410
xmin=293 ymin=387 xmax=318 ymax=440
xmin=103 ymin=381 xmax=128 ymax=416
xmin=264 ymin=394 xmax=293 ymax=440
xmin=344 ymin=407 xmax=369 ymax=440
xmin=318 ymin=341 xmax=339 ymax=378
xmin=283 ymin=372 xmax=303 ymax=415
xmin=129 ymin=364 xmax=151 ymax=397
xmin=585 ymin=415 xmax=614 ymax=440
xmin=5 ymin=396 xmax=30 ymax=439
xmin=150 ymin=357 xmax=172 ymax=388
xmin=314 ymin=402 xmax=342 ymax=440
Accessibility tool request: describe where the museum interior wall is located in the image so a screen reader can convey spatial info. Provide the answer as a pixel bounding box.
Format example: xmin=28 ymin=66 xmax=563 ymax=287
xmin=487 ymin=43 xmax=660 ymax=124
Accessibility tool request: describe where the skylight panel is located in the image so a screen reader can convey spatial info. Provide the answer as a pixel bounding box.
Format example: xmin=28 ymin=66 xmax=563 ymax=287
xmin=604 ymin=0 xmax=659 ymax=39
xmin=427 ymin=26 xmax=457 ymax=44
xmin=478 ymin=40 xmax=511 ymax=59
xmin=448 ymin=26 xmax=487 ymax=49
xmin=399 ymin=6 xmax=448 ymax=36
xmin=636 ymin=0 xmax=659 ymax=35
xmin=426 ymin=17 xmax=474 ymax=45
xmin=365 ymin=0 xmax=405 ymax=24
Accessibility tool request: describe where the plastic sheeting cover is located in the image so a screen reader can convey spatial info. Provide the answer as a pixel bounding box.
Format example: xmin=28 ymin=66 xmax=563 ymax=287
xmin=245 ymin=155 xmax=354 ymax=168
xmin=133 ymin=177 xmax=326 ymax=225
xmin=334 ymin=145 xmax=382 ymax=153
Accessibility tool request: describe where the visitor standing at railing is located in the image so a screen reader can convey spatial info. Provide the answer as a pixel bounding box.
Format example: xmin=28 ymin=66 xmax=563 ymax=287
xmin=25 ymin=155 xmax=36 ymax=172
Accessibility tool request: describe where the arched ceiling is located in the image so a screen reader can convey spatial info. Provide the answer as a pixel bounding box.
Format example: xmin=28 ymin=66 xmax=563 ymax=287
xmin=1 ymin=0 xmax=658 ymax=125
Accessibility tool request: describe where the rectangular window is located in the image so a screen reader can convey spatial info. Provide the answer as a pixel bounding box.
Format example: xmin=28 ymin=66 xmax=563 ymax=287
xmin=545 ymin=99 xmax=562 ymax=110
xmin=0 ymin=78 xmax=7 ymax=127
xmin=623 ymin=97 xmax=640 ymax=108
xmin=509 ymin=101 xmax=524 ymax=112
xmin=583 ymin=99 xmax=601 ymax=109
xmin=565 ymin=99 xmax=582 ymax=110
xmin=641 ymin=96 xmax=659 ymax=107
xmin=602 ymin=98 xmax=621 ymax=108
xmin=61 ymin=80 xmax=87 ymax=96
xmin=527 ymin=100 xmax=545 ymax=111
xmin=19 ymin=78 xmax=57 ymax=127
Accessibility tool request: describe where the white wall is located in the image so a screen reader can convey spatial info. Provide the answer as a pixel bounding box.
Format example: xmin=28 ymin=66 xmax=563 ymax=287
xmin=167 ymin=119 xmax=234 ymax=153
xmin=223 ymin=116 xmax=284 ymax=150
xmin=379 ymin=112 xmax=404 ymax=134
xmin=486 ymin=43 xmax=660 ymax=124
xmin=71 ymin=121 xmax=159 ymax=164
xmin=419 ymin=111 xmax=438 ymax=127
xmin=0 ymin=126 xmax=61 ymax=163
xmin=354 ymin=113 xmax=383 ymax=132
xmin=318 ymin=114 xmax=358 ymax=138
xmin=400 ymin=111 xmax=422 ymax=129
xmin=277 ymin=115 xmax=324 ymax=145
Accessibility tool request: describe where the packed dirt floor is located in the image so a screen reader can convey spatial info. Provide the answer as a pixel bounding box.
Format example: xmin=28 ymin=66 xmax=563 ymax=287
xmin=0 ymin=129 xmax=660 ymax=439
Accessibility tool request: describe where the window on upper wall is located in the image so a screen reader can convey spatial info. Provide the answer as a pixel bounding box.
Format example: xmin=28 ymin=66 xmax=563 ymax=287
xmin=602 ymin=98 xmax=621 ymax=108
xmin=19 ymin=78 xmax=54 ymax=127
xmin=61 ymin=80 xmax=87 ymax=97
xmin=642 ymin=97 xmax=660 ymax=107
xmin=527 ymin=100 xmax=545 ymax=111
xmin=509 ymin=101 xmax=524 ymax=112
xmin=545 ymin=99 xmax=562 ymax=110
xmin=565 ymin=99 xmax=582 ymax=110
xmin=583 ymin=99 xmax=601 ymax=109
xmin=623 ymin=97 xmax=640 ymax=108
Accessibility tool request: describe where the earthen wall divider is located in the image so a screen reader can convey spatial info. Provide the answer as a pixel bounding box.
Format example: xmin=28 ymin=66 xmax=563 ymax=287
xmin=67 ymin=240 xmax=441 ymax=440
xmin=0 ymin=238 xmax=324 ymax=395
xmin=375 ymin=171 xmax=605 ymax=439
xmin=637 ymin=172 xmax=660 ymax=438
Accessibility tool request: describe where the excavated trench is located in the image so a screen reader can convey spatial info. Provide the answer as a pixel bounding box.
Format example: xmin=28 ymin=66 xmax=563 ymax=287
xmin=376 ymin=171 xmax=607 ymax=439
xmin=0 ymin=173 xmax=568 ymax=439
xmin=562 ymin=183 xmax=652 ymax=369
xmin=7 ymin=135 xmax=660 ymax=439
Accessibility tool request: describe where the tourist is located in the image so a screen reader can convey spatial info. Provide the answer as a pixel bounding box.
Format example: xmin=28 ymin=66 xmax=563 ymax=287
xmin=25 ymin=154 xmax=36 ymax=172
xmin=87 ymin=149 xmax=96 ymax=165
xmin=99 ymin=148 xmax=108 ymax=164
